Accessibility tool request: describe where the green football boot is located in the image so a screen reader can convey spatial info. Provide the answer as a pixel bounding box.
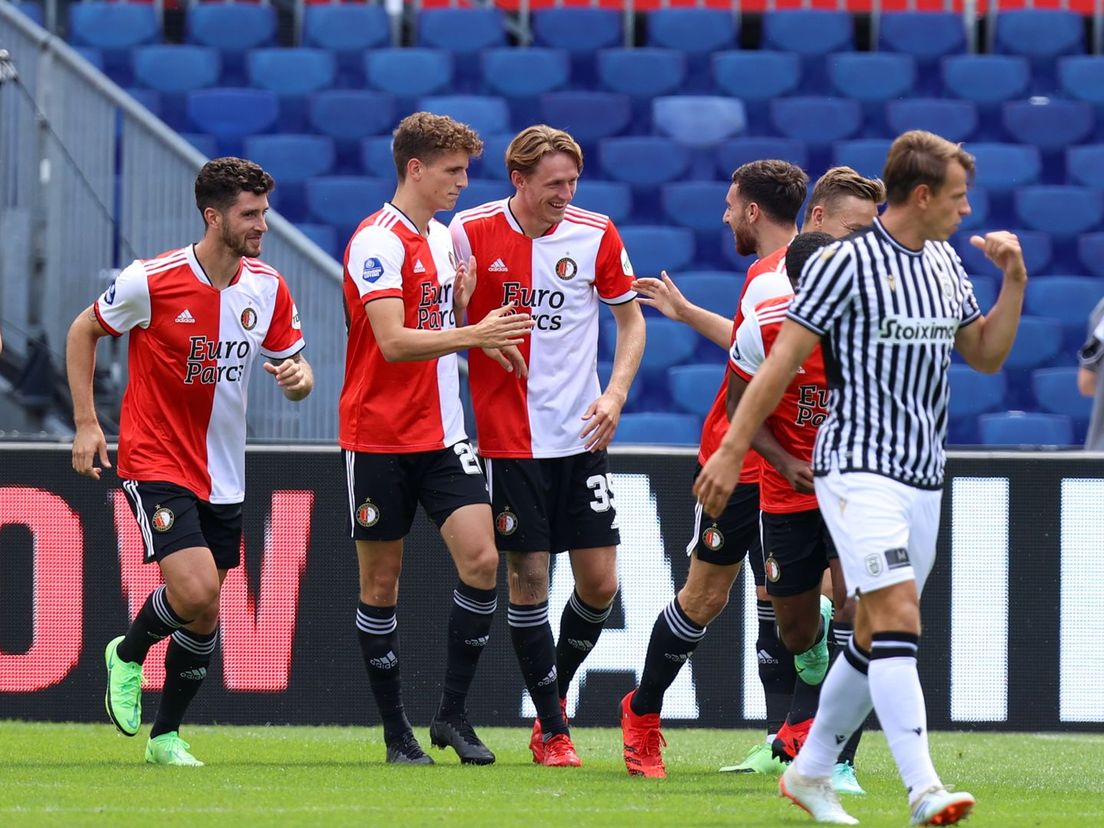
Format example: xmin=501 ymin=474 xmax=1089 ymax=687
xmin=795 ymin=595 xmax=834 ymax=686
xmin=719 ymin=741 xmax=787 ymax=775
xmin=145 ymin=732 xmax=204 ymax=767
xmin=832 ymin=761 xmax=866 ymax=796
xmin=104 ymin=635 xmax=143 ymax=736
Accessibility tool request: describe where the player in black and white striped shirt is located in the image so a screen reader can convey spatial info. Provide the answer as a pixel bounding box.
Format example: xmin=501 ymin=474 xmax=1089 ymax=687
xmin=696 ymin=131 xmax=1028 ymax=826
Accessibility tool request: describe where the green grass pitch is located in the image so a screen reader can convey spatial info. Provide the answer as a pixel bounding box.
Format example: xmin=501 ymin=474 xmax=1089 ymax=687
xmin=2 ymin=722 xmax=1101 ymax=826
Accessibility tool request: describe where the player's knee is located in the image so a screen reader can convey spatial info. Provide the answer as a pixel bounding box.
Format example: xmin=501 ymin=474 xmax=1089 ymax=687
xmin=170 ymin=576 xmax=220 ymax=620
xmin=359 ymin=569 xmax=400 ymax=605
xmin=460 ymin=547 xmax=498 ymax=590
xmin=777 ymin=618 xmax=818 ymax=654
xmin=677 ymin=584 xmax=728 ymax=626
xmin=577 ymin=574 xmax=618 ymax=609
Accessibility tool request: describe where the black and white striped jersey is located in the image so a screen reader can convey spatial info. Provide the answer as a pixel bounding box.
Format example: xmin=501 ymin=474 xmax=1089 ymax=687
xmin=787 ymin=218 xmax=981 ymax=489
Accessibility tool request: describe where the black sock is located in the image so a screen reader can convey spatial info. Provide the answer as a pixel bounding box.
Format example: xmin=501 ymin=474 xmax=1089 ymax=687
xmin=508 ymin=601 xmax=566 ymax=737
xmin=356 ymin=602 xmax=408 ymax=743
xmin=786 ymin=667 xmax=823 ymax=723
xmin=756 ymin=600 xmax=796 ymax=735
xmin=831 ymin=620 xmax=863 ymax=765
xmin=438 ymin=581 xmax=497 ymax=720
xmin=556 ymin=590 xmax=613 ymax=699
xmin=631 ymin=597 xmax=705 ymax=716
xmin=117 ymin=585 xmax=191 ymax=665
xmin=151 ymin=627 xmax=217 ymax=739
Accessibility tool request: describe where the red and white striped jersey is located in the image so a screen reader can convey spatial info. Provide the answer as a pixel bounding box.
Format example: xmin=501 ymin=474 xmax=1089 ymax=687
xmin=450 ymin=200 xmax=636 ymax=458
xmin=94 ymin=245 xmax=304 ymax=504
xmin=730 ymin=294 xmax=828 ymax=514
xmin=340 ymin=202 xmax=466 ymax=453
xmin=696 ymin=244 xmax=791 ymax=480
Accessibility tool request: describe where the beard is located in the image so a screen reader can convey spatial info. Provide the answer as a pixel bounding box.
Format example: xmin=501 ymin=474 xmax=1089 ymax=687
xmin=221 ymin=223 xmax=260 ymax=258
xmin=734 ymin=224 xmax=756 ymax=257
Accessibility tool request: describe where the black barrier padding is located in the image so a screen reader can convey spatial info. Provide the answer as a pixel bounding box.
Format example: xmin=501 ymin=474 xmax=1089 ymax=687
xmin=0 ymin=446 xmax=1100 ymax=733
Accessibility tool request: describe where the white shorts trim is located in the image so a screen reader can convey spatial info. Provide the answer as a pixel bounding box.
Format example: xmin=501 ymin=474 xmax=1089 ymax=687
xmin=815 ymin=469 xmax=942 ymax=598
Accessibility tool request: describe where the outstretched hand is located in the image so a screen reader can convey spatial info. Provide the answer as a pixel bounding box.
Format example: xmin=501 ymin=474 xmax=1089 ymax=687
xmin=631 ymin=271 xmax=688 ymax=321
xmin=969 ymin=232 xmax=1027 ymax=283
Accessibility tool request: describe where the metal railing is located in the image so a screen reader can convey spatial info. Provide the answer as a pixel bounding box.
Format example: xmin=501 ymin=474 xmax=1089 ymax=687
xmin=0 ymin=3 xmax=346 ymax=442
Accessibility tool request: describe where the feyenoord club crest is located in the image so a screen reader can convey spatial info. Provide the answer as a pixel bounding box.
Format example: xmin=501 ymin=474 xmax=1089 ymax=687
xmin=765 ymin=555 xmax=782 ymax=583
xmin=356 ymin=498 xmax=380 ymax=528
xmin=151 ymin=506 xmax=175 ymax=533
xmin=702 ymin=525 xmax=724 ymax=551
xmin=240 ymin=307 xmax=258 ymax=331
xmin=495 ymin=508 xmax=518 ymax=536
xmin=554 ymin=256 xmax=578 ymax=281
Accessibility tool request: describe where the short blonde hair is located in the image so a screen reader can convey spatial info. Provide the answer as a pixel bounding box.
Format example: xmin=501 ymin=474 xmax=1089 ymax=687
xmin=883 ymin=130 xmax=975 ymax=206
xmin=804 ymin=166 xmax=886 ymax=224
xmin=392 ymin=112 xmax=484 ymax=182
xmin=505 ymin=125 xmax=584 ymax=179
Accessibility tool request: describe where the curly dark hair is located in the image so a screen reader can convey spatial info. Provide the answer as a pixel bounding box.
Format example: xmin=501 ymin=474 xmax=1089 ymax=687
xmin=195 ymin=157 xmax=275 ymax=224
xmin=785 ymin=231 xmax=836 ymax=287
xmin=730 ymin=160 xmax=809 ymax=225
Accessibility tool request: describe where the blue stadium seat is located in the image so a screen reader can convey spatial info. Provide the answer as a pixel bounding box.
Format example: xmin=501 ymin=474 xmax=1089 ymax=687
xmin=1078 ymin=233 xmax=1104 ymax=278
xmin=1003 ymin=99 xmax=1095 ymax=182
xmin=306 ymin=176 xmax=395 ymax=244
xmin=653 ymin=96 xmax=746 ymax=153
xmin=244 ymin=135 xmax=335 ymax=223
xmin=886 ymin=99 xmax=978 ymax=143
xmin=532 ymin=9 xmax=622 ymax=87
xmin=771 ymin=98 xmax=861 ymax=171
xmin=662 ymin=182 xmax=731 ymax=233
xmin=540 ymin=91 xmax=632 ymax=146
xmin=1032 ymin=367 xmax=1093 ymax=436
xmin=1066 ymin=145 xmax=1104 ymax=189
xmin=967 ymin=274 xmax=997 ymax=312
xmin=599 ymin=138 xmax=690 ymax=192
xmin=677 ymin=272 xmax=739 ymax=320
xmin=476 ymin=133 xmax=513 ymax=181
xmin=1026 ymin=276 xmax=1104 ymax=349
xmin=831 ymin=139 xmax=891 ymax=180
xmin=941 ymin=55 xmax=1030 ymax=104
xmin=712 ymin=51 xmax=801 ymax=134
xmin=978 ymin=411 xmax=1074 ymax=446
xmin=68 ymin=3 xmax=159 ymax=86
xmin=615 ymin=412 xmax=701 ymax=446
xmin=640 ymin=318 xmax=703 ymax=375
xmin=74 ymin=47 xmax=104 ymax=71
xmin=948 ymin=364 xmax=1006 ymax=443
xmin=597 ymin=360 xmax=642 ymax=409
xmin=418 ymin=95 xmax=510 ymax=138
xmin=762 ymin=11 xmax=853 ymax=94
xmin=1004 ymin=316 xmax=1064 ymax=372
xmin=247 ymin=49 xmax=337 ymax=133
xmin=1014 ymin=187 xmax=1104 ymax=267
xmin=669 ymin=364 xmax=727 ymax=418
xmin=132 ymin=45 xmax=220 ymax=130
xmin=598 ymin=49 xmax=686 ymax=100
xmin=181 ymin=133 xmax=217 ymax=158
xmin=302 ymin=4 xmax=390 ymax=86
xmin=993 ymin=10 xmax=1084 ymax=92
xmin=969 ymin=143 xmax=1042 ymax=192
xmin=571 ymin=182 xmax=632 ymax=226
xmin=619 ymin=226 xmax=695 ymax=277
xmin=366 ymin=49 xmax=452 ymax=101
xmin=418 ymin=9 xmax=505 ymax=90
xmin=360 ymin=137 xmax=395 ymax=180
xmin=482 ymin=49 xmax=569 ymax=127
xmin=186 ymin=89 xmax=278 ymax=157
xmin=295 ymin=223 xmax=339 ymax=260
xmin=440 ymin=179 xmax=512 ymax=226
xmin=1057 ymin=56 xmax=1104 ymax=111
xmin=127 ymin=87 xmax=161 ymax=119
xmin=598 ymin=48 xmax=686 ymax=132
xmin=828 ymin=52 xmax=915 ymax=104
xmin=956 ymin=229 xmax=1051 ymax=276
xmin=647 ymin=9 xmax=739 ymax=91
xmin=662 ymin=181 xmax=732 ymax=266
xmin=716 ymin=138 xmax=808 ymax=180
xmin=186 ymin=4 xmax=276 ymax=86
xmin=310 ymin=91 xmax=397 ymax=173
xmin=878 ymin=13 xmax=967 ymax=93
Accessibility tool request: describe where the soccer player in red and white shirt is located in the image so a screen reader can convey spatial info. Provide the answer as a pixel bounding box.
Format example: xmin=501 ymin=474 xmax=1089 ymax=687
xmin=66 ymin=158 xmax=313 ymax=766
xmin=449 ymin=125 xmax=645 ymax=767
xmin=617 ymin=160 xmax=806 ymax=778
xmin=340 ymin=113 xmax=533 ymax=766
